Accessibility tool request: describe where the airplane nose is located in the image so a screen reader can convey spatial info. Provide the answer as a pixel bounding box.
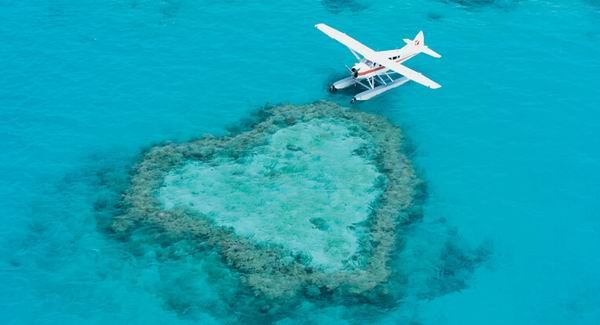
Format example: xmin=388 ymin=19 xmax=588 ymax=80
xmin=351 ymin=68 xmax=359 ymax=78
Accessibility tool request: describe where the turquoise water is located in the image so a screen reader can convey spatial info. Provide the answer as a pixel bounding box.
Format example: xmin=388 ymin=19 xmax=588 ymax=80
xmin=1 ymin=0 xmax=600 ymax=323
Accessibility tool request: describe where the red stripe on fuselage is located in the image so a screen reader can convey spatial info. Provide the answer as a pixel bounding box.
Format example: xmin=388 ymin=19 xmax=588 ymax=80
xmin=357 ymin=54 xmax=416 ymax=76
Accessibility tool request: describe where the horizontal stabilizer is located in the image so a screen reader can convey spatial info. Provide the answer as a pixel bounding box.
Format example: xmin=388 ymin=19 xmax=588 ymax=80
xmin=421 ymin=46 xmax=442 ymax=58
xmin=411 ymin=31 xmax=442 ymax=58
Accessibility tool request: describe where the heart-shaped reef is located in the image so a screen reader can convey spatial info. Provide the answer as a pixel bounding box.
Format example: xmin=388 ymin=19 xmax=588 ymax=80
xmin=112 ymin=101 xmax=423 ymax=303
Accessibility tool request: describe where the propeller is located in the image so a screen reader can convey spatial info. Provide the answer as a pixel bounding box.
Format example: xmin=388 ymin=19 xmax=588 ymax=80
xmin=346 ymin=64 xmax=359 ymax=78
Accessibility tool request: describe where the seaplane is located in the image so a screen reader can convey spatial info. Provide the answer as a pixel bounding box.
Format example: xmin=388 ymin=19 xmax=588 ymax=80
xmin=315 ymin=23 xmax=442 ymax=103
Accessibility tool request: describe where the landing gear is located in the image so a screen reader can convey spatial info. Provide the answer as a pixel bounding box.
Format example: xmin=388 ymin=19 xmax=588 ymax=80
xmin=350 ymin=97 xmax=356 ymax=104
xmin=328 ymin=85 xmax=337 ymax=93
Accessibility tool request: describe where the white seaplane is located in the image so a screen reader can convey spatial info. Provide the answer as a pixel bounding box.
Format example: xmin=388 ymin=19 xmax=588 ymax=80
xmin=315 ymin=23 xmax=442 ymax=103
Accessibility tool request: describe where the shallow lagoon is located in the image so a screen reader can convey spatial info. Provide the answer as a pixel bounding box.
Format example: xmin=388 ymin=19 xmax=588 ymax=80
xmin=158 ymin=118 xmax=382 ymax=271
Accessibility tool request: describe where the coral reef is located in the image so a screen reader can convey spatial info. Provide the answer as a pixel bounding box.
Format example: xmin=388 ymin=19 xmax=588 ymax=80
xmin=112 ymin=101 xmax=423 ymax=304
xmin=321 ymin=0 xmax=368 ymax=14
xmin=439 ymin=0 xmax=519 ymax=10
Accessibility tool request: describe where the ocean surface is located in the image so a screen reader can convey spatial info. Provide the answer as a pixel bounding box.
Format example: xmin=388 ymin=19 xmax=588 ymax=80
xmin=1 ymin=0 xmax=600 ymax=324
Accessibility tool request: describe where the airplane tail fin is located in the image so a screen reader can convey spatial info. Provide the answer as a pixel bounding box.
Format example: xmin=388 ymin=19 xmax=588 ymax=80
xmin=404 ymin=31 xmax=442 ymax=59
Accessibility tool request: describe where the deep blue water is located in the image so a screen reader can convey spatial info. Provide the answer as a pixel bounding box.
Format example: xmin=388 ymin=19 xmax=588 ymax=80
xmin=1 ymin=0 xmax=600 ymax=323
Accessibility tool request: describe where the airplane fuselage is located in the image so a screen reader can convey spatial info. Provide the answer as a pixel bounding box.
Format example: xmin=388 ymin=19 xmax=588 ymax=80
xmin=350 ymin=44 xmax=418 ymax=80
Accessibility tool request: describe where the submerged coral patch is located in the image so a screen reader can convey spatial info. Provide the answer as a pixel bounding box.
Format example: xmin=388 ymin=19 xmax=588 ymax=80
xmin=321 ymin=0 xmax=368 ymax=14
xmin=159 ymin=119 xmax=383 ymax=271
xmin=113 ymin=102 xmax=422 ymax=302
xmin=439 ymin=0 xmax=519 ymax=10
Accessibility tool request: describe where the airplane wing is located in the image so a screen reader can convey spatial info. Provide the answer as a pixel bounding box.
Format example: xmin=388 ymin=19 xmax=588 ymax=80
xmin=369 ymin=53 xmax=442 ymax=89
xmin=315 ymin=23 xmax=377 ymax=58
xmin=315 ymin=23 xmax=441 ymax=89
